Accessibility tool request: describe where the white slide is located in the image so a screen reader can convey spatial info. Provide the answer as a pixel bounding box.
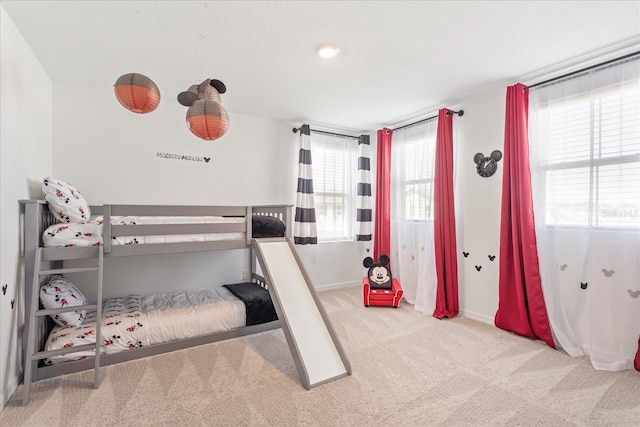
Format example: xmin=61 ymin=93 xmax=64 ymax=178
xmin=252 ymin=238 xmax=351 ymax=389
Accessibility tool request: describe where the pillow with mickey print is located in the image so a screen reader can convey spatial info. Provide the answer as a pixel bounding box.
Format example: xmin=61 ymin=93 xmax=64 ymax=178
xmin=42 ymin=177 xmax=91 ymax=223
xmin=40 ymin=275 xmax=88 ymax=327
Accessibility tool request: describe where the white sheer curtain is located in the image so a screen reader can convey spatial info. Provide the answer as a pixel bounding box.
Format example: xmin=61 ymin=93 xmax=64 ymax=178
xmin=390 ymin=120 xmax=438 ymax=314
xmin=529 ymin=55 xmax=640 ymax=371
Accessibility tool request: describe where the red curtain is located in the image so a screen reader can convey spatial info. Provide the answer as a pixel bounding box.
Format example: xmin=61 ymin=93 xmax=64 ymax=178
xmin=374 ymin=128 xmax=392 ymax=261
xmin=433 ymin=109 xmax=459 ymax=319
xmin=495 ymin=83 xmax=555 ymax=349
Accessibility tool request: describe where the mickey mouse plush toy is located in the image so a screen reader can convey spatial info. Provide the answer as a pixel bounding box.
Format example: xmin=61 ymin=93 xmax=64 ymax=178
xmin=363 ymin=255 xmax=392 ymax=289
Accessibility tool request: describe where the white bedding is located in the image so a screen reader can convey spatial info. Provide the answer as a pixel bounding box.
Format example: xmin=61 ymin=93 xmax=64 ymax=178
xmin=44 ymin=287 xmax=246 ymax=364
xmin=42 ymin=216 xmax=246 ymax=248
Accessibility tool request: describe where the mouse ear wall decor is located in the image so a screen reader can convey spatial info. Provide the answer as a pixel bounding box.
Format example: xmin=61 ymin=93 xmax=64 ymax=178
xmin=473 ymin=150 xmax=502 ymax=177
xmin=178 ymin=78 xmax=229 ymax=141
xmin=114 ymin=73 xmax=161 ymax=114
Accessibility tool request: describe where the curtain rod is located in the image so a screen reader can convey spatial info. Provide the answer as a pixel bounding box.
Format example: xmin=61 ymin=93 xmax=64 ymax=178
xmin=292 ymin=126 xmax=360 ymax=139
xmin=391 ymin=109 xmax=463 ymax=132
xmin=528 ymin=50 xmax=640 ymax=89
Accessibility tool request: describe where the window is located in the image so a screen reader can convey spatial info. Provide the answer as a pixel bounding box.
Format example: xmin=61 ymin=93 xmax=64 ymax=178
xmin=531 ymin=62 xmax=640 ymax=228
xmin=311 ymin=132 xmax=358 ymax=241
xmin=391 ymin=121 xmax=438 ymax=221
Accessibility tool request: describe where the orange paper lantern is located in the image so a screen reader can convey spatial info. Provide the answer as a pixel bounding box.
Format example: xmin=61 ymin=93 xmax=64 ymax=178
xmin=186 ymin=99 xmax=229 ymax=141
xmin=114 ymin=73 xmax=160 ymax=114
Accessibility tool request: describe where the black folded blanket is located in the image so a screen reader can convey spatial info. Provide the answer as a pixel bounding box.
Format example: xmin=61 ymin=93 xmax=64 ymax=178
xmin=252 ymin=215 xmax=286 ymax=238
xmin=223 ymin=282 xmax=278 ymax=326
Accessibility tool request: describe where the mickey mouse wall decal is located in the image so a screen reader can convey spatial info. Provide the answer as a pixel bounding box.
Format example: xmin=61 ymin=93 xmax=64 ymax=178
xmin=473 ymin=150 xmax=503 ymax=177
xmin=601 ymin=268 xmax=615 ymax=277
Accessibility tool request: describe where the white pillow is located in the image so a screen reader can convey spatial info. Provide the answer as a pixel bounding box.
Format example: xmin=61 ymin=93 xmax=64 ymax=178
xmin=43 ymin=222 xmax=103 ymax=248
xmin=42 ymin=177 xmax=91 ymax=223
xmin=40 ymin=275 xmax=88 ymax=327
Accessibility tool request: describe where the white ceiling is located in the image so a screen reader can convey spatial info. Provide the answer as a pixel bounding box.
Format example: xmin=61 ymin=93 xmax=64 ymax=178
xmin=3 ymin=0 xmax=640 ymax=132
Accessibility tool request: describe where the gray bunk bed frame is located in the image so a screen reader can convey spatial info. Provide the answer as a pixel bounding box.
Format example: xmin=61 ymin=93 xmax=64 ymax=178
xmin=20 ymin=200 xmax=293 ymax=396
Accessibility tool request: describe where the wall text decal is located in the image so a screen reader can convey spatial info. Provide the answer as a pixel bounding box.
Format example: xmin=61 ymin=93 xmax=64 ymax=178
xmin=156 ymin=152 xmax=211 ymax=163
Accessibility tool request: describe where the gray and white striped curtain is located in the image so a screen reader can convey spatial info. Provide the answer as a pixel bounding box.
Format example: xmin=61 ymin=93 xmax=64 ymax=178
xmin=356 ymin=134 xmax=372 ymax=241
xmin=294 ymin=124 xmax=318 ymax=244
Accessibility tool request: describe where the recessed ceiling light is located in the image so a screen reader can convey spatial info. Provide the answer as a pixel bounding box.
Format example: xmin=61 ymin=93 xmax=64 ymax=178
xmin=316 ymin=44 xmax=340 ymax=58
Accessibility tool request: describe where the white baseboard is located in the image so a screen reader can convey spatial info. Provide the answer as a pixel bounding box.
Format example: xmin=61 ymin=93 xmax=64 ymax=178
xmin=315 ymin=281 xmax=360 ymax=292
xmin=459 ymin=308 xmax=494 ymax=325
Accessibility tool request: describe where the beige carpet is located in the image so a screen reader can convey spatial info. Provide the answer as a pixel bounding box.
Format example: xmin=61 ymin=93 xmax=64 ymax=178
xmin=1 ymin=285 xmax=638 ymax=426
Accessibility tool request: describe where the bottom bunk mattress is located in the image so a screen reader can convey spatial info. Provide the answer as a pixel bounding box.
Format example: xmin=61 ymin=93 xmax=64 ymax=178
xmin=43 ymin=283 xmax=278 ymax=365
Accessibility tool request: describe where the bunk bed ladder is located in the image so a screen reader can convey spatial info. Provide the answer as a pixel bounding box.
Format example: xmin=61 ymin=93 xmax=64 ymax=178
xmin=22 ymin=245 xmax=104 ymax=406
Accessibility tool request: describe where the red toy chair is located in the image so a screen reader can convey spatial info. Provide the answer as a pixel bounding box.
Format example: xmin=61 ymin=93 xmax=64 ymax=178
xmin=363 ymin=277 xmax=403 ymax=308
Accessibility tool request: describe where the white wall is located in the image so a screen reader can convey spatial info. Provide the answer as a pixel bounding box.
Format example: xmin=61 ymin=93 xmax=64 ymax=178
xmin=51 ymin=81 xmax=366 ymax=300
xmin=455 ymin=86 xmax=508 ymax=324
xmin=52 ymin=81 xmax=294 ymax=206
xmin=296 ymin=240 xmax=371 ymax=290
xmin=51 ymin=80 xmax=294 ymax=300
xmin=0 ymin=5 xmax=53 ymax=408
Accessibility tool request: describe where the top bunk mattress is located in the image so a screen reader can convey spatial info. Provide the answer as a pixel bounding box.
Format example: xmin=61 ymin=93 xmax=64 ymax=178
xmin=34 ymin=177 xmax=288 ymax=248
xmin=43 ymin=215 xmax=246 ymax=247
xmin=42 ymin=214 xmax=287 ymax=248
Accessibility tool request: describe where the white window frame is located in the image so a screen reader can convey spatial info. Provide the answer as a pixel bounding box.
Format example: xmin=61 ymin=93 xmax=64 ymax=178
xmin=310 ymin=132 xmax=358 ymax=242
xmin=533 ymin=77 xmax=640 ymax=229
xmin=393 ymin=127 xmax=437 ymax=222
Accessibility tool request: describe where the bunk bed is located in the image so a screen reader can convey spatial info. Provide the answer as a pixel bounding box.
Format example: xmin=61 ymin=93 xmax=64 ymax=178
xmin=20 ymin=196 xmax=294 ymax=405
